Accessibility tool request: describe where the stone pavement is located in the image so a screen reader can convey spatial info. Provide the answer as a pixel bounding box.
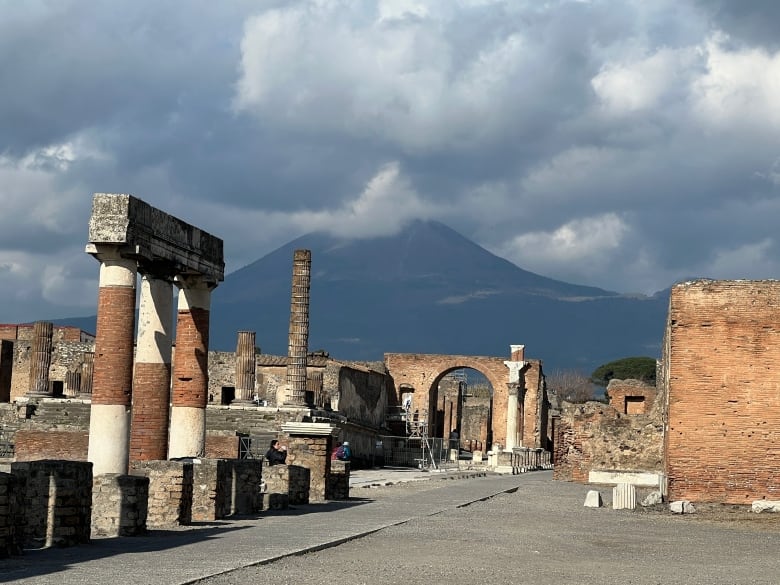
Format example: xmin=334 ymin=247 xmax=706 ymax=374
xmin=0 ymin=468 xmax=519 ymax=585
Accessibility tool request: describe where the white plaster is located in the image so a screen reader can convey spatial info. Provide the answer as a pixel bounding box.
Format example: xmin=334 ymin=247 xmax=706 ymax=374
xmin=175 ymin=274 xmax=216 ymax=311
xmin=88 ymin=404 xmax=130 ymax=475
xmin=98 ymin=253 xmax=137 ymax=287
xmin=281 ymin=422 xmax=339 ymax=436
xmin=505 ymin=390 xmax=519 ymax=450
xmin=136 ymin=274 xmax=173 ymax=364
xmin=168 ymin=406 xmax=206 ymax=458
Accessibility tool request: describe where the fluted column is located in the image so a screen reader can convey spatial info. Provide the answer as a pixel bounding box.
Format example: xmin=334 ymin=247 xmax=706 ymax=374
xmin=27 ymin=321 xmax=54 ymax=397
xmin=64 ymin=371 xmax=81 ymax=398
xmin=233 ymin=330 xmax=256 ymax=404
xmin=169 ymin=274 xmax=214 ymax=459
xmin=130 ymin=270 xmax=174 ymax=462
xmin=505 ymin=383 xmax=521 ymax=450
xmin=79 ymin=351 xmax=94 ymax=396
xmin=87 ymin=245 xmax=137 ymax=475
xmin=285 ymin=249 xmax=311 ymax=406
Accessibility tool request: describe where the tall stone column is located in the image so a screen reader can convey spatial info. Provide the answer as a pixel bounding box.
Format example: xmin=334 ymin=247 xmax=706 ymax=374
xmin=169 ymin=275 xmax=214 ymax=459
xmin=505 ymin=383 xmax=521 ymax=450
xmin=87 ymin=246 xmax=137 ymax=475
xmin=233 ymin=330 xmax=256 ymax=404
xmin=79 ymin=351 xmax=94 ymax=396
xmin=285 ymin=249 xmax=311 ymax=406
xmin=130 ymin=271 xmax=174 ymax=462
xmin=27 ymin=321 xmax=54 ymax=397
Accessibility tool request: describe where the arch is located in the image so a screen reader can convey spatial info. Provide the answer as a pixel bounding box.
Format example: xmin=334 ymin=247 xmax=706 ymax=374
xmin=384 ymin=349 xmax=547 ymax=451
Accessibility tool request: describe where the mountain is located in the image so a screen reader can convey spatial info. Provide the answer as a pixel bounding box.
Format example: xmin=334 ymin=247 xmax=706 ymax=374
xmin=55 ymin=220 xmax=671 ymax=374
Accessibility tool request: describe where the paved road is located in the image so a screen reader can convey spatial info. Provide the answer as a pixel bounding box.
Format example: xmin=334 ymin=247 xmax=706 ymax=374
xmin=2 ymin=471 xmax=779 ymax=585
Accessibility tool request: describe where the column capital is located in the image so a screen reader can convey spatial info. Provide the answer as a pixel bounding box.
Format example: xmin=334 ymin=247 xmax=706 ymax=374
xmin=506 ymin=382 xmax=525 ymax=398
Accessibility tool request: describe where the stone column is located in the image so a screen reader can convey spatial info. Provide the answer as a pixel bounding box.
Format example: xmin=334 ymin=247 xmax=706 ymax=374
xmin=87 ymin=246 xmax=137 ymax=475
xmin=130 ymin=271 xmax=174 ymax=462
xmin=233 ymin=331 xmax=256 ymax=404
xmin=443 ymin=397 xmax=453 ymax=439
xmin=169 ymin=275 xmax=214 ymax=459
xmin=27 ymin=321 xmax=53 ymax=397
xmin=285 ymin=249 xmax=311 ymax=406
xmin=79 ymin=352 xmax=94 ymax=396
xmin=64 ymin=371 xmax=81 ymax=398
xmin=505 ymin=383 xmax=520 ymax=450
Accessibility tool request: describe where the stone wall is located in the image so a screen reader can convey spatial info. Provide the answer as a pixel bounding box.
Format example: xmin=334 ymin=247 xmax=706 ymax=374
xmin=330 ymin=362 xmax=387 ymax=428
xmin=262 ymin=464 xmax=310 ymax=508
xmin=663 ymin=279 xmax=780 ymax=503
xmin=553 ymin=394 xmax=664 ymax=483
xmin=91 ymin=474 xmax=149 ymax=537
xmin=191 ymin=459 xmax=232 ymax=522
xmin=326 ymin=460 xmax=350 ymax=500
xmin=10 ymin=341 xmax=94 ymax=402
xmin=0 ymin=472 xmax=24 ymax=557
xmin=11 ymin=460 xmax=92 ymax=548
xmin=284 ymin=434 xmax=332 ymax=502
xmin=205 ymin=431 xmax=242 ymax=459
xmin=131 ymin=460 xmax=193 ymax=527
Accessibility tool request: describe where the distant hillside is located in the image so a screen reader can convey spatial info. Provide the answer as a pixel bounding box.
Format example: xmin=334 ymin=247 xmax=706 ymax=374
xmin=55 ymin=220 xmax=670 ymax=374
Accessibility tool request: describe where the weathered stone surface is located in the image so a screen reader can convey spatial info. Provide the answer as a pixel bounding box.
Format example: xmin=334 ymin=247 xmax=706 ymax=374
xmin=752 ymin=500 xmax=780 ymax=513
xmin=670 ymin=500 xmax=697 ymax=514
xmin=641 ymin=491 xmax=663 ymax=507
xmin=584 ymin=490 xmax=602 ymax=508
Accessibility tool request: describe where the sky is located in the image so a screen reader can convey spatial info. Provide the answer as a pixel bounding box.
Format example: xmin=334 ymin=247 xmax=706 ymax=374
xmin=1 ymin=0 xmax=779 ymax=323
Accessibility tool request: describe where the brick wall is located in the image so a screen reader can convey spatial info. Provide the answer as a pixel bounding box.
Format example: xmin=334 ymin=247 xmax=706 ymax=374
xmin=553 ymin=400 xmax=664 ymax=483
xmin=14 ymin=429 xmax=89 ymax=462
xmin=205 ymin=431 xmax=242 ymax=459
xmin=664 ymin=279 xmax=780 ymax=503
xmin=607 ymin=379 xmax=657 ymax=415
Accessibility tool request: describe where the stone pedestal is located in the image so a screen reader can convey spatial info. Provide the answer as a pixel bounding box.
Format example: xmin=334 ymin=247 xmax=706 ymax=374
xmin=92 ymin=474 xmax=149 ymax=537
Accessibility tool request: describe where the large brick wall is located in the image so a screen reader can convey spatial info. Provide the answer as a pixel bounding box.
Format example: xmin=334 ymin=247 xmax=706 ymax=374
xmin=664 ymin=279 xmax=780 ymax=503
xmin=13 ymin=429 xmax=89 ymax=462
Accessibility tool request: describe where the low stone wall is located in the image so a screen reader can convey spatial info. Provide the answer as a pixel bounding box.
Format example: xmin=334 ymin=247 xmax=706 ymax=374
xmin=230 ymin=459 xmax=263 ymax=515
xmin=205 ymin=431 xmax=242 ymax=459
xmin=92 ymin=474 xmax=149 ymax=537
xmin=0 ymin=472 xmax=24 ymax=557
xmin=326 ymin=460 xmax=350 ymax=500
xmin=132 ymin=460 xmax=193 ymax=528
xmin=191 ymin=459 xmax=232 ymax=522
xmin=285 ymin=435 xmax=330 ymax=502
xmin=263 ymin=464 xmax=310 ymax=508
xmin=11 ymin=460 xmax=92 ymax=548
xmin=13 ymin=428 xmax=88 ymax=461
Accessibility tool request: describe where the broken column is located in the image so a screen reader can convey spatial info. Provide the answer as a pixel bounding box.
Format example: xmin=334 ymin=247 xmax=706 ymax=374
xmin=503 ymin=345 xmax=527 ymax=451
xmin=232 ymin=330 xmax=256 ymax=404
xmin=169 ymin=275 xmax=214 ymax=459
xmin=130 ymin=270 xmax=174 ymax=462
xmin=79 ymin=351 xmax=94 ymax=396
xmin=285 ymin=249 xmax=311 ymax=406
xmin=86 ymin=245 xmax=137 ymax=475
xmin=63 ymin=370 xmax=81 ymax=398
xmin=26 ymin=321 xmax=53 ymax=397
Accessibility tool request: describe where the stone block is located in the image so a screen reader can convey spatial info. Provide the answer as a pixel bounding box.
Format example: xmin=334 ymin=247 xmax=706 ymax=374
xmin=612 ymin=483 xmax=637 ymax=510
xmin=669 ymin=500 xmax=696 ymax=514
xmin=752 ymin=500 xmax=780 ymax=513
xmin=584 ymin=490 xmax=602 ymax=508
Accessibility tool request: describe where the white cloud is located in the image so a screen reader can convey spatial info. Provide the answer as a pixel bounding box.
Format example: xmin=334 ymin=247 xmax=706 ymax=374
xmin=500 ymin=213 xmax=628 ymax=265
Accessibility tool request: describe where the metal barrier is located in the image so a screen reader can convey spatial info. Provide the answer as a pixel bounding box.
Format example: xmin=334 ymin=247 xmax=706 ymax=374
xmin=239 ymin=436 xmax=267 ymax=460
xmin=378 ymin=435 xmax=457 ymax=469
xmin=0 ymin=430 xmax=14 ymax=458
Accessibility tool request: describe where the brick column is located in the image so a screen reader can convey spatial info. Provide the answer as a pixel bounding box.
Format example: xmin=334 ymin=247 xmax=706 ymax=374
xmin=232 ymin=330 xmax=256 ymax=404
xmin=130 ymin=271 xmax=174 ymax=462
xmin=87 ymin=246 xmax=137 ymax=475
xmin=169 ymin=275 xmax=214 ymax=459
xmin=79 ymin=351 xmax=94 ymax=396
xmin=285 ymin=249 xmax=311 ymax=406
xmin=26 ymin=321 xmax=53 ymax=397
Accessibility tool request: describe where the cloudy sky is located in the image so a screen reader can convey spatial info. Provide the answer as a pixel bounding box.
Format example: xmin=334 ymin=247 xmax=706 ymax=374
xmin=1 ymin=0 xmax=779 ymax=322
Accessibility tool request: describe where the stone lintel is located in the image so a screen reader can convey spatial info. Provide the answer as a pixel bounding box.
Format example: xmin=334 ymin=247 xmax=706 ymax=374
xmin=281 ymin=422 xmax=339 ymax=437
xmin=588 ymin=470 xmax=665 ymax=488
xmin=87 ymin=193 xmax=224 ymax=282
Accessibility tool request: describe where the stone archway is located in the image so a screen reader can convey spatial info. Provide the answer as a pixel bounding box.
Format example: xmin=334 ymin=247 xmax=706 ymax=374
xmin=384 ymin=345 xmax=547 ymax=450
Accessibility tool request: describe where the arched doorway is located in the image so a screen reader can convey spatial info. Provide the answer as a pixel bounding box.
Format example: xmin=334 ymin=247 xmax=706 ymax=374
xmin=430 ymin=367 xmax=494 ymax=459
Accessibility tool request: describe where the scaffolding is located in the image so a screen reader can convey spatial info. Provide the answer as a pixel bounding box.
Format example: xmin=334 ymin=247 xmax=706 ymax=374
xmin=402 ymin=401 xmax=437 ymax=470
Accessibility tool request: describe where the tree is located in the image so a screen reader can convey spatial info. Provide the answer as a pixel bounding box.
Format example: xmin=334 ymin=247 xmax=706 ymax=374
xmin=590 ymin=356 xmax=656 ymax=387
xmin=546 ymin=370 xmax=598 ymax=403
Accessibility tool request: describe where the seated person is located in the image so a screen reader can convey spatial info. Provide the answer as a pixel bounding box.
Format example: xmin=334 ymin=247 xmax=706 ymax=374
xmin=265 ymin=439 xmax=288 ymax=465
